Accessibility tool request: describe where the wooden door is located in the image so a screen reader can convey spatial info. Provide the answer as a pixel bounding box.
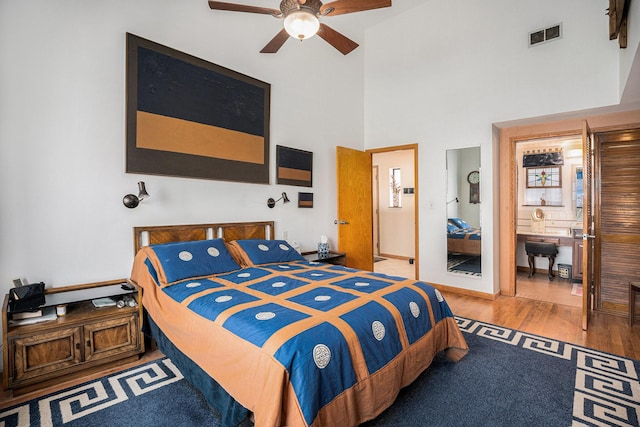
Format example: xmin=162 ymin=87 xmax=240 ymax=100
xmin=581 ymin=122 xmax=594 ymax=330
xmin=336 ymin=146 xmax=373 ymax=271
xmin=593 ymin=127 xmax=640 ymax=322
xmin=84 ymin=315 xmax=141 ymax=362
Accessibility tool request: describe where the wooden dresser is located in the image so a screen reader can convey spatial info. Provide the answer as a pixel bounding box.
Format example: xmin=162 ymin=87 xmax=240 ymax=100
xmin=2 ymin=279 xmax=144 ymax=395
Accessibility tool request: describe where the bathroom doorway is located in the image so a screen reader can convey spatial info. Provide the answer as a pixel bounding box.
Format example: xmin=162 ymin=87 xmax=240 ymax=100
xmin=514 ymin=135 xmax=583 ymax=307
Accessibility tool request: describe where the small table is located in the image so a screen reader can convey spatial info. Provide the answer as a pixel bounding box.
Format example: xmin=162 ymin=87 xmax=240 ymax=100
xmin=630 ymin=281 xmax=640 ymax=326
xmin=302 ymin=251 xmax=346 ymax=266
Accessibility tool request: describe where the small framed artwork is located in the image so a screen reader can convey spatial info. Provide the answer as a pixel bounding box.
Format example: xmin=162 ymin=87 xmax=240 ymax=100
xmin=277 ymin=145 xmax=313 ymax=187
xmin=526 ymin=166 xmax=562 ymax=188
xmin=298 ymin=192 xmax=314 ymax=208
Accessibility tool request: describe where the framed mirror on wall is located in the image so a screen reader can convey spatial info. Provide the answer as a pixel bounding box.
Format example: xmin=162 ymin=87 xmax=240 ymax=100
xmin=446 ymin=147 xmax=481 ymax=276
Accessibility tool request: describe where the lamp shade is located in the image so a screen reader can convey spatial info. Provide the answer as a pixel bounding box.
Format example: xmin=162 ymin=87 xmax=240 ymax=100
xmin=284 ymin=10 xmax=320 ymax=40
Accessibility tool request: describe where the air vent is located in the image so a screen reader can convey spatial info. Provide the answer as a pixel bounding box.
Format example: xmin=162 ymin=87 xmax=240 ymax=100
xmin=529 ymin=23 xmax=562 ymax=47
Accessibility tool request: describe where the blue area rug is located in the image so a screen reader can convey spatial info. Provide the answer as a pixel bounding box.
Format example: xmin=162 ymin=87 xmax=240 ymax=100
xmin=1 ymin=317 xmax=638 ymax=426
xmin=448 ymin=255 xmax=482 ymax=276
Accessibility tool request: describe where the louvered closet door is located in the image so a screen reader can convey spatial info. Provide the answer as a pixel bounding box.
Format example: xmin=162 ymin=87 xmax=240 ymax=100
xmin=595 ymin=128 xmax=640 ymax=317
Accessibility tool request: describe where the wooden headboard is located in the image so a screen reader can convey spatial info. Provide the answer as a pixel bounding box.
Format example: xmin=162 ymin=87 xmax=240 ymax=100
xmin=133 ymin=221 xmax=275 ymax=254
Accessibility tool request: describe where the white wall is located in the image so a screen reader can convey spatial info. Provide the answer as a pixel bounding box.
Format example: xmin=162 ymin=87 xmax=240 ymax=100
xmin=0 ymin=0 xmax=366 ymax=296
xmin=372 ymin=150 xmax=415 ymax=258
xmin=620 ymin=0 xmax=640 ymax=103
xmin=1 ymin=0 xmax=638 ymax=324
xmin=364 ymin=0 xmax=625 ymax=294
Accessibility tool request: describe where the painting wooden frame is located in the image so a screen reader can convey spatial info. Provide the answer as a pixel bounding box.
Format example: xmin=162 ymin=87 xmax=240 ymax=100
xmin=126 ymin=33 xmax=270 ymax=184
xmin=276 ymin=145 xmax=313 ymax=187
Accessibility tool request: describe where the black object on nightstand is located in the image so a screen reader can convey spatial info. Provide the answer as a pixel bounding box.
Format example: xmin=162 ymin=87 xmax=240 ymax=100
xmin=303 ymin=251 xmax=347 ymax=266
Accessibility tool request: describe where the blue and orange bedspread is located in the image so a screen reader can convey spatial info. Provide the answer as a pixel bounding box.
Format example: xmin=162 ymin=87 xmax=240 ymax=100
xmin=131 ymin=248 xmax=468 ymax=427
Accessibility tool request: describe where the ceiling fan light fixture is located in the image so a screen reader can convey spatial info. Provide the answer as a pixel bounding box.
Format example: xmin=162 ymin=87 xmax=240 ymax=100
xmin=284 ymin=9 xmax=320 ymax=40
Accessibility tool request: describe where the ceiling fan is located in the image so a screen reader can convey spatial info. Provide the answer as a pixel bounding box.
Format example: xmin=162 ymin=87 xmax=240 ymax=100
xmin=208 ymin=0 xmax=392 ymax=55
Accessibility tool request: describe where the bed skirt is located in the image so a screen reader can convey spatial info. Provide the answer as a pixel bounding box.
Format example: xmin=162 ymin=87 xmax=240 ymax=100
xmin=144 ymin=311 xmax=250 ymax=427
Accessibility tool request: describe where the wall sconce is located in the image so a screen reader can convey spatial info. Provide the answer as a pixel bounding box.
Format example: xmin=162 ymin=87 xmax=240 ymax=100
xmin=447 ymin=197 xmax=459 ymax=204
xmin=123 ymin=181 xmax=150 ymax=208
xmin=267 ymin=192 xmax=290 ymax=208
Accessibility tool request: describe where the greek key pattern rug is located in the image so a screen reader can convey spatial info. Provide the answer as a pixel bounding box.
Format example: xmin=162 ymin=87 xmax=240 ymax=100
xmin=2 ymin=319 xmax=638 ymax=426
xmin=1 ymin=358 xmax=184 ymax=426
xmin=455 ymin=317 xmax=640 ymax=427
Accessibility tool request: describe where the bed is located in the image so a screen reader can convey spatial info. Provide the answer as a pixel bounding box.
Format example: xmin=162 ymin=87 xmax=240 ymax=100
xmin=129 ymin=221 xmax=468 ymax=427
xmin=447 ymin=218 xmax=481 ymax=256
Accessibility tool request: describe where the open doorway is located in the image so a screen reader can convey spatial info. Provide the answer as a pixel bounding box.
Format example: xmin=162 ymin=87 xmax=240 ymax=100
xmin=371 ymin=146 xmax=417 ymax=280
xmin=514 ymin=135 xmax=583 ymax=307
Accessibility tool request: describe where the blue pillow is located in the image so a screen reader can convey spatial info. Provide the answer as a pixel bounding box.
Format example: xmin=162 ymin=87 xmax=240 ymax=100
xmin=150 ymin=239 xmax=241 ymax=283
xmin=447 ymin=223 xmax=459 ymax=233
xmin=229 ymin=239 xmax=304 ymax=266
xmin=449 ymin=218 xmax=472 ymax=230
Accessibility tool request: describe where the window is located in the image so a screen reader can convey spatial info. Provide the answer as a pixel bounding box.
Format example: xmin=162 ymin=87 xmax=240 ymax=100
xmin=526 ymin=166 xmax=562 ymax=188
xmin=389 ymin=168 xmax=402 ymax=208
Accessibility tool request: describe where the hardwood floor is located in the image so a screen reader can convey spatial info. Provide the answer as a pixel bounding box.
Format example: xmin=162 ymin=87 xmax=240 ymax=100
xmin=377 ymin=258 xmax=640 ymax=360
xmin=1 ymin=260 xmax=638 ymax=408
xmin=515 ymin=268 xmax=581 ymax=308
xmin=442 ymin=292 xmax=640 ymax=360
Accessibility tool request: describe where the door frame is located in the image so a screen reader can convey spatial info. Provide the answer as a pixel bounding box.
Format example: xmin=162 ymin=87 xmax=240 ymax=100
xmin=497 ymin=109 xmax=640 ymax=329
xmin=368 ymin=144 xmax=420 ymax=279
xmin=372 ymin=165 xmax=380 ymax=256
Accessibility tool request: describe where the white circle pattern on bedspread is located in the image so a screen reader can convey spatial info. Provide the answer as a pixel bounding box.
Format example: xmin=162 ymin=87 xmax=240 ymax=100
xmin=186 ymin=282 xmax=201 ymax=288
xmin=215 ymin=295 xmax=233 ymax=303
xmin=409 ymin=301 xmax=420 ymax=318
xmin=207 ymin=247 xmax=220 ymax=257
xmin=258 ymin=244 xmax=269 ymax=251
xmin=272 ymin=281 xmax=286 ymax=288
xmin=434 ymin=289 xmax=444 ymax=302
xmin=314 ymin=295 xmax=331 ymax=302
xmin=313 ymin=344 xmax=331 ymax=369
xmin=179 ymin=251 xmax=193 ymax=261
xmin=372 ymin=321 xmax=386 ymax=341
xmin=255 ymin=312 xmax=276 ymax=320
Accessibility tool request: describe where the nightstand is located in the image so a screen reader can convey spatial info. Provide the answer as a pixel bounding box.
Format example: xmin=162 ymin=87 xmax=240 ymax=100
xmin=303 ymin=251 xmax=347 ymax=266
xmin=2 ymin=279 xmax=144 ymax=395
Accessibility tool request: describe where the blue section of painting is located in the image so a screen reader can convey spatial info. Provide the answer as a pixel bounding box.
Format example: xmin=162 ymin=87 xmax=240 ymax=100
xmin=137 ymin=46 xmax=265 ymax=137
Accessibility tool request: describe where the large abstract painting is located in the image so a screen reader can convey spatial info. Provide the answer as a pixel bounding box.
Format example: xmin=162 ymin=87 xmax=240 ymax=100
xmin=126 ymin=33 xmax=270 ymax=183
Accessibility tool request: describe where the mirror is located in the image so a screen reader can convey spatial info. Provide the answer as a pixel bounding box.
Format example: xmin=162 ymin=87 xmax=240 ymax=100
xmin=446 ymin=147 xmax=481 ymax=276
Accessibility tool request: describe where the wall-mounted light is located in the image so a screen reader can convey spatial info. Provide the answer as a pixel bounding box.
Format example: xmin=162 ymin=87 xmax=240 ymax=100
xmin=267 ymin=192 xmax=290 ymax=208
xmin=123 ymin=181 xmax=150 ymax=208
xmin=447 ymin=197 xmax=459 ymax=204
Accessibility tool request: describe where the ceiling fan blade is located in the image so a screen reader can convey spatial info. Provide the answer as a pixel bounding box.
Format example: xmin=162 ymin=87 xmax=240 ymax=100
xmin=320 ymin=0 xmax=391 ymax=16
xmin=208 ymin=1 xmax=281 ymax=16
xmin=260 ymin=29 xmax=290 ymax=53
xmin=317 ymin=24 xmax=359 ymax=55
